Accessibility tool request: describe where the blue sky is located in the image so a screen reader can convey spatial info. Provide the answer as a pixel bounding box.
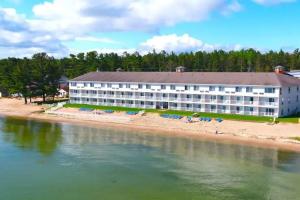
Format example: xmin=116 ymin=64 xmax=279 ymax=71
xmin=0 ymin=0 xmax=299 ymax=58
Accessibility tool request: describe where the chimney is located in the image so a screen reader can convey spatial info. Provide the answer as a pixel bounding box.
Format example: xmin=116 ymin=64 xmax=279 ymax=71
xmin=274 ymin=65 xmax=285 ymax=74
xmin=176 ymin=66 xmax=185 ymax=73
xmin=116 ymin=68 xmax=123 ymax=72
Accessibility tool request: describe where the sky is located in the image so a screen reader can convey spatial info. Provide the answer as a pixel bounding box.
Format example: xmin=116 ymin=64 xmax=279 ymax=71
xmin=0 ymin=0 xmax=299 ymax=58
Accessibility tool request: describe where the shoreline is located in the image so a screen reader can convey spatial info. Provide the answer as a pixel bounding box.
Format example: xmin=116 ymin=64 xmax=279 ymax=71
xmin=2 ymin=110 xmax=300 ymax=153
xmin=1 ymin=98 xmax=300 ymax=152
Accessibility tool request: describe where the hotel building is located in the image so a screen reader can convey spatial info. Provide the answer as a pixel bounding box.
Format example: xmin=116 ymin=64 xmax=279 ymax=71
xmin=69 ymin=67 xmax=300 ymax=117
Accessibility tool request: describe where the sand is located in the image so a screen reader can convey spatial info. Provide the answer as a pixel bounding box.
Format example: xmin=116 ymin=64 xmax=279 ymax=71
xmin=1 ymin=98 xmax=300 ymax=152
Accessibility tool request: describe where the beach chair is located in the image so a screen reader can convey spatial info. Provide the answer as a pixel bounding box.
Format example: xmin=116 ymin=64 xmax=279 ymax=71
xmin=216 ymin=118 xmax=223 ymax=123
xmin=104 ymin=110 xmax=114 ymax=113
xmin=187 ymin=116 xmax=192 ymax=123
xmin=126 ymin=111 xmax=138 ymax=115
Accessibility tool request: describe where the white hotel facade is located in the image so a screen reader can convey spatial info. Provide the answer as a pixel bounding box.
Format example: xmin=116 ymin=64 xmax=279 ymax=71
xmin=69 ymin=68 xmax=300 ymax=117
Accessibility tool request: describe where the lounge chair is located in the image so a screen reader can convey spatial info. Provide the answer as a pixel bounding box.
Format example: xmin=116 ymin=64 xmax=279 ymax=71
xmin=215 ymin=118 xmax=223 ymax=123
xmin=104 ymin=110 xmax=114 ymax=113
xmin=126 ymin=111 xmax=138 ymax=115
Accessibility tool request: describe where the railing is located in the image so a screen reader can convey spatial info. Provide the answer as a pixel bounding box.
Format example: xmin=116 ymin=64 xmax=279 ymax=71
xmin=259 ymin=102 xmax=278 ymax=106
xmin=259 ymin=112 xmax=276 ymax=116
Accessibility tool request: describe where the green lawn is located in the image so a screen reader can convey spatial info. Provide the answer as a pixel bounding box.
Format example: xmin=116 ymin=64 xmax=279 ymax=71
xmin=64 ymin=103 xmax=299 ymax=123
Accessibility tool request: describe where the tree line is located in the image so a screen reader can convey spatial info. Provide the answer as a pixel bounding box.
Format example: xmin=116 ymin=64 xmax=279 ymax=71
xmin=1 ymin=49 xmax=300 ymax=103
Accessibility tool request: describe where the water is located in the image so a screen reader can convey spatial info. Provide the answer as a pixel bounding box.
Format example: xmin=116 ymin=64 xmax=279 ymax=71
xmin=1 ymin=117 xmax=300 ymax=200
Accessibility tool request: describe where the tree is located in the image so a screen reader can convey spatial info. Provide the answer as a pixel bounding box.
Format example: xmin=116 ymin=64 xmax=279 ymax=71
xmin=31 ymin=53 xmax=62 ymax=102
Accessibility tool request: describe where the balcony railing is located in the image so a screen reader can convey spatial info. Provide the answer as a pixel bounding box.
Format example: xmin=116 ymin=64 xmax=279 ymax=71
xmin=259 ymin=102 xmax=277 ymax=106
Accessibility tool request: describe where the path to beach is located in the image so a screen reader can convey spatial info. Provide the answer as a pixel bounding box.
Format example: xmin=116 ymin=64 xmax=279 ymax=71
xmin=1 ymin=98 xmax=300 ymax=152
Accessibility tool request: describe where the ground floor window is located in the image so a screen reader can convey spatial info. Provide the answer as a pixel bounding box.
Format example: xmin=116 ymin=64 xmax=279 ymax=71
xmin=266 ymin=108 xmax=274 ymax=114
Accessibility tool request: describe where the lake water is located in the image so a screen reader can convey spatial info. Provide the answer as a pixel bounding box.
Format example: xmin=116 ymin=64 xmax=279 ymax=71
xmin=1 ymin=117 xmax=300 ymax=200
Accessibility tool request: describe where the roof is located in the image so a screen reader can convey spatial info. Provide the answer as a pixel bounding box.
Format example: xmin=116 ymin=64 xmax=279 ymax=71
xmin=71 ymin=72 xmax=300 ymax=87
xmin=287 ymin=71 xmax=300 ymax=78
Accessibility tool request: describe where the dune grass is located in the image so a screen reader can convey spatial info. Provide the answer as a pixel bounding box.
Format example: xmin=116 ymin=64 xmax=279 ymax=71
xmin=290 ymin=137 xmax=300 ymax=141
xmin=64 ymin=103 xmax=299 ymax=123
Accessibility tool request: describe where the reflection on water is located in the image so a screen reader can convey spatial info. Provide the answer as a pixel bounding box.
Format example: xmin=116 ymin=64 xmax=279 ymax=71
xmin=62 ymin=125 xmax=300 ymax=170
xmin=1 ymin=117 xmax=300 ymax=200
xmin=1 ymin=117 xmax=62 ymax=155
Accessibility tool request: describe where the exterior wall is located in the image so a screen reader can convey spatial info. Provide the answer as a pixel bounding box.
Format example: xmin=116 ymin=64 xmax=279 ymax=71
xmin=279 ymin=86 xmax=300 ymax=116
xmin=68 ymin=81 xmax=287 ymax=117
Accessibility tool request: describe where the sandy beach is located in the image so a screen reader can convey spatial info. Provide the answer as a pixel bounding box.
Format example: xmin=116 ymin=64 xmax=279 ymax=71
xmin=1 ymin=98 xmax=300 ymax=152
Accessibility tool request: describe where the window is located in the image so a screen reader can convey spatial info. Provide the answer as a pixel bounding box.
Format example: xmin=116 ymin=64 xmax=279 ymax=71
xmin=246 ymin=87 xmax=253 ymax=93
xmin=170 ymin=85 xmax=176 ymax=90
xmin=265 ymin=88 xmax=275 ymax=93
xmin=92 ymin=90 xmax=97 ymax=94
xmin=297 ymin=86 xmax=299 ymax=92
xmin=107 ymin=83 xmax=112 ymax=88
xmin=219 ymin=86 xmax=224 ymax=92
xmin=288 ymin=87 xmax=291 ymax=93
xmin=138 ymin=84 xmax=143 ymax=89
xmin=84 ymin=83 xmax=88 ymax=87
xmin=71 ymin=82 xmax=77 ymax=86
xmin=209 ymin=86 xmax=215 ymax=91
xmin=266 ymin=108 xmax=274 ymax=114
xmin=126 ymin=84 xmax=130 ymax=88
xmin=90 ymin=83 xmax=94 ymax=87
xmin=194 ymin=86 xmax=199 ymax=91
xmin=185 ymin=85 xmax=189 ymax=90
xmin=101 ymin=83 xmax=105 ymax=87
xmin=245 ymin=107 xmax=254 ymax=112
xmin=211 ymin=105 xmax=216 ymax=110
xmin=196 ymin=95 xmax=201 ymax=99
xmin=146 ymin=84 xmax=151 ymax=89
xmin=211 ymin=95 xmax=216 ymax=100
xmin=161 ymin=85 xmax=166 ymax=90
xmin=119 ymin=84 xmax=123 ymax=88
xmin=163 ymin=93 xmax=167 ymax=98
xmin=187 ymin=95 xmax=191 ymax=99
xmin=235 ymin=87 xmax=242 ymax=92
xmin=269 ymin=98 xmax=275 ymax=103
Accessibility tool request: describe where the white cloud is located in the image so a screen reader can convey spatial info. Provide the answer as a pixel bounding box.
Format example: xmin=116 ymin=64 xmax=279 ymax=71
xmin=0 ymin=0 xmax=244 ymax=57
xmin=222 ymin=0 xmax=243 ymax=15
xmin=0 ymin=8 xmax=68 ymax=58
xmin=253 ymin=0 xmax=296 ymax=5
xmin=139 ymin=34 xmax=243 ymax=53
xmin=31 ymin=0 xmax=240 ymax=33
xmin=70 ymin=34 xmax=244 ymax=56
